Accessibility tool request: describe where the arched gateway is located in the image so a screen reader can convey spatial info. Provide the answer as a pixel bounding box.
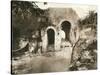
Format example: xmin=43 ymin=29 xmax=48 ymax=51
xmin=47 ymin=29 xmax=55 ymax=45
xmin=61 ymin=21 xmax=71 ymax=41
xmin=46 ymin=27 xmax=56 ymax=51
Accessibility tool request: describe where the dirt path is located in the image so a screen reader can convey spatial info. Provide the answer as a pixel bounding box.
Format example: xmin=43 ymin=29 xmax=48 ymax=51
xmin=12 ymin=54 xmax=71 ymax=74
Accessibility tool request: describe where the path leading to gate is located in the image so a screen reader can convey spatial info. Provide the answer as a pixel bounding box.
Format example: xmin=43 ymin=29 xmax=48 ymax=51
xmin=12 ymin=47 xmax=72 ymax=74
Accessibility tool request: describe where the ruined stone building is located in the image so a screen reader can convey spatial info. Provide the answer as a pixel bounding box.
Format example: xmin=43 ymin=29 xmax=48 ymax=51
xmin=18 ymin=8 xmax=80 ymax=61
xmin=28 ymin=8 xmax=80 ymax=61
xmin=41 ymin=8 xmax=80 ymax=52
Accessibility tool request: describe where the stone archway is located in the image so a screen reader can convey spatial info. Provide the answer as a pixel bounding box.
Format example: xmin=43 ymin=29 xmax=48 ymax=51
xmin=47 ymin=28 xmax=55 ymax=51
xmin=42 ymin=26 xmax=57 ymax=52
xmin=61 ymin=21 xmax=71 ymax=41
xmin=47 ymin=29 xmax=55 ymax=45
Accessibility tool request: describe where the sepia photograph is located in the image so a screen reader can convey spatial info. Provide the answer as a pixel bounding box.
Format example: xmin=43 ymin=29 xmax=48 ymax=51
xmin=11 ymin=0 xmax=97 ymax=74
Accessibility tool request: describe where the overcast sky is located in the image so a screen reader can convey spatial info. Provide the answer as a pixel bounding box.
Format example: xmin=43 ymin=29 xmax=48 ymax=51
xmin=36 ymin=2 xmax=97 ymax=19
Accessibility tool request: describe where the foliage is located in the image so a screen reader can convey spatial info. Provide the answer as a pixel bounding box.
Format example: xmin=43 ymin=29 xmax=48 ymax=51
xmin=12 ymin=1 xmax=50 ymax=49
xmin=69 ymin=39 xmax=97 ymax=71
xmin=70 ymin=11 xmax=97 ymax=70
xmin=78 ymin=11 xmax=97 ymax=30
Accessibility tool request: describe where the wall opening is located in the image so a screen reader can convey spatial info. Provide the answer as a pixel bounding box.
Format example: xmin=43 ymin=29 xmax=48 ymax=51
xmin=47 ymin=29 xmax=55 ymax=45
xmin=61 ymin=21 xmax=71 ymax=41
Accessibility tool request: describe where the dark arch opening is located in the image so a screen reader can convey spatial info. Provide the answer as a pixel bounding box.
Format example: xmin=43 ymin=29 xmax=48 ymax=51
xmin=61 ymin=21 xmax=71 ymax=41
xmin=47 ymin=29 xmax=55 ymax=45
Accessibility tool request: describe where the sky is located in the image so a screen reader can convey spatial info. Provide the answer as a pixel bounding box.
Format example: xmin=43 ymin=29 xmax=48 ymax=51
xmin=35 ymin=2 xmax=97 ymax=19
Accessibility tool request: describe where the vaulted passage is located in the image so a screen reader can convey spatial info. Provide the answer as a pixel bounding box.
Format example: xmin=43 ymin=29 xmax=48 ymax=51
xmin=47 ymin=29 xmax=55 ymax=45
xmin=61 ymin=21 xmax=71 ymax=41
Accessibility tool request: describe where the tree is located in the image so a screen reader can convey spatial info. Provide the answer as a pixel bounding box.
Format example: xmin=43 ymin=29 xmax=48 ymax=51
xmin=70 ymin=11 xmax=97 ymax=70
xmin=12 ymin=1 xmax=50 ymax=50
xmin=78 ymin=11 xmax=97 ymax=30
